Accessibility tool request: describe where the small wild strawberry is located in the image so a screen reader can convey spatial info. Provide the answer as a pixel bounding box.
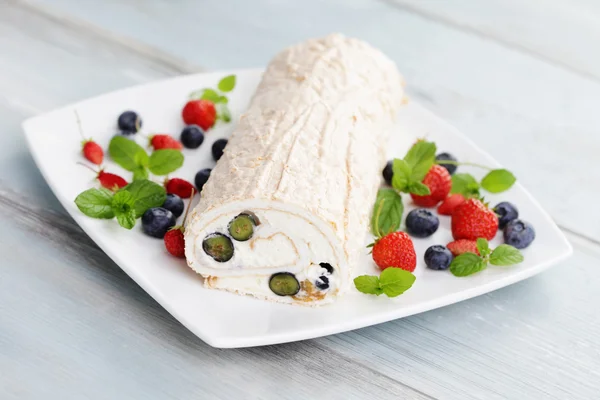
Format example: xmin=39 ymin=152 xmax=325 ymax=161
xmin=150 ymin=134 xmax=183 ymax=150
xmin=165 ymin=178 xmax=195 ymax=198
xmin=182 ymin=99 xmax=217 ymax=131
xmin=78 ymin=162 xmax=127 ymax=191
xmin=164 ymin=188 xmax=195 ymax=258
xmin=75 ymin=110 xmax=104 ymax=165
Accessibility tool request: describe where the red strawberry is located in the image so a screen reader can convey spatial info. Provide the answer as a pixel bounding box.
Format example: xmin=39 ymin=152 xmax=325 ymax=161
xmin=447 ymin=239 xmax=479 ymax=256
xmin=164 ymin=228 xmax=185 ymax=258
xmin=150 ymin=134 xmax=183 ymax=150
xmin=165 ymin=178 xmax=195 ymax=198
xmin=372 ymin=232 xmax=417 ymax=272
xmin=98 ymin=171 xmax=128 ymax=191
xmin=182 ymin=100 xmax=217 ymax=131
xmin=451 ymin=198 xmax=499 ymax=240
xmin=82 ymin=140 xmax=103 ymax=165
xmin=411 ymin=165 xmax=452 ymax=208
xmin=437 ymin=193 xmax=466 ymax=216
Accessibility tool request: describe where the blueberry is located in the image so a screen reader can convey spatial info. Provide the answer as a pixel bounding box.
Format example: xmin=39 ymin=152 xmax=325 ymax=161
xmin=180 ymin=125 xmax=205 ymax=149
xmin=212 ymin=139 xmax=228 ymax=161
xmin=424 ymin=245 xmax=453 ymax=270
xmin=118 ymin=111 xmax=142 ymax=133
xmin=269 ymin=272 xmax=300 ymax=296
xmin=228 ymin=214 xmax=255 ymax=241
xmin=141 ymin=207 xmax=176 ymax=238
xmin=319 ymin=262 xmax=334 ymax=274
xmin=162 ymin=194 xmax=184 ymax=218
xmin=382 ymin=161 xmax=393 ymax=185
xmin=315 ymin=276 xmax=330 ymax=290
xmin=435 ymin=152 xmax=458 ymax=175
xmin=202 ymin=233 xmax=234 ymax=262
xmin=194 ymin=168 xmax=212 ymax=192
xmin=494 ymin=201 xmax=519 ymax=230
xmin=503 ymin=219 xmax=535 ymax=249
xmin=405 ymin=209 xmax=439 ymax=238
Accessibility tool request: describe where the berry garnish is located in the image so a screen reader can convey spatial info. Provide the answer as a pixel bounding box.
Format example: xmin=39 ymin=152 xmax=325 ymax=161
xmin=77 ymin=162 xmax=127 ymax=191
xmin=162 ymin=193 xmax=184 ymax=217
xmin=269 ymin=272 xmax=300 ymax=296
xmin=437 ymin=193 xmax=466 ymax=216
xmin=405 ymin=209 xmax=439 ymax=238
xmin=164 ymin=188 xmax=195 ymax=258
xmin=194 ymin=168 xmax=212 ymax=192
xmin=202 ymin=233 xmax=234 ymax=262
xmin=382 ymin=161 xmax=393 ymax=185
xmin=149 ymin=134 xmax=183 ymax=150
xmin=494 ymin=201 xmax=519 ymax=229
xmin=424 ymin=245 xmax=453 ymax=270
xmin=165 ymin=177 xmax=195 ymax=198
xmin=410 ymin=164 xmax=451 ymax=208
xmin=182 ymin=100 xmax=217 ymax=131
xmin=117 ymin=111 xmax=142 ymax=133
xmin=74 ymin=111 xmax=104 ymax=165
xmin=142 ymin=207 xmax=176 ymax=238
xmin=315 ymin=276 xmax=330 ymax=290
xmin=372 ymin=231 xmax=417 ymax=272
xmin=228 ymin=213 xmax=255 ymax=241
xmin=212 ymin=138 xmax=228 ymax=161
xmin=450 ymin=238 xmax=524 ymax=277
xmin=503 ymin=219 xmax=535 ymax=249
xmin=451 ymin=198 xmax=499 ymax=240
xmin=447 ymin=239 xmax=479 ymax=256
xmin=435 ymin=152 xmax=458 ymax=175
xmin=180 ymin=125 xmax=205 ymax=149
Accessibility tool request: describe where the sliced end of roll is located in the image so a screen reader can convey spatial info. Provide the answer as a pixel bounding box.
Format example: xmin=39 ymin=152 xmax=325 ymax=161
xmin=184 ymin=199 xmax=349 ymax=306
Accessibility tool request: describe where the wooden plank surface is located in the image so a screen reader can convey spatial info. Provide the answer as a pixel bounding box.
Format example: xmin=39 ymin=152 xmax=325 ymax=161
xmin=1 ymin=0 xmax=599 ymax=399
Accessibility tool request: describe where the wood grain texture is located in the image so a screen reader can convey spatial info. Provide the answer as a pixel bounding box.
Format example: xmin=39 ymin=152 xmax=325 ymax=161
xmin=1 ymin=0 xmax=599 ymax=399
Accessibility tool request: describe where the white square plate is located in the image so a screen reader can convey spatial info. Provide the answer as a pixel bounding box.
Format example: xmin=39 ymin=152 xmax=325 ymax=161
xmin=23 ymin=69 xmax=572 ymax=348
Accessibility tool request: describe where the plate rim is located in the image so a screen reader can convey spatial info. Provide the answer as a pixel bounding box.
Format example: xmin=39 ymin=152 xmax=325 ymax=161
xmin=21 ymin=69 xmax=573 ymax=348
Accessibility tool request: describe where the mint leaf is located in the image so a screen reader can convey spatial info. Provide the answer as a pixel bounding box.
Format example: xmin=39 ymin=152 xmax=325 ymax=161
xmin=218 ymin=103 xmax=232 ymax=122
xmin=489 ymin=245 xmax=524 ymax=266
xmin=109 ymin=136 xmax=148 ymax=171
xmin=116 ymin=209 xmax=136 ymax=229
xmin=379 ymin=268 xmax=416 ymax=297
xmin=74 ymin=188 xmax=115 ymax=219
xmin=132 ymin=166 xmax=148 ymax=181
xmin=407 ymin=181 xmax=431 ymax=196
xmin=353 ymin=275 xmax=383 ymax=295
xmin=218 ymin=75 xmax=236 ymax=92
xmin=111 ymin=191 xmax=136 ymax=230
xmin=451 ymin=173 xmax=480 ymax=197
xmin=404 ymin=141 xmax=436 ymax=182
xmin=481 ymin=169 xmax=516 ymax=193
xmin=391 ymin=158 xmax=411 ymax=191
xmin=200 ymin=88 xmax=221 ymax=103
xmin=148 ymin=149 xmax=184 ymax=176
xmin=450 ymin=253 xmax=487 ymax=277
xmin=371 ymin=189 xmax=403 ymax=237
xmin=121 ymin=179 xmax=166 ymax=218
xmin=476 ymin=238 xmax=491 ymax=257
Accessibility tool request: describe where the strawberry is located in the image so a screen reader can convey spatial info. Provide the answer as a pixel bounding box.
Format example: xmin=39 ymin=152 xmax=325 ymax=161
xmin=82 ymin=140 xmax=103 ymax=165
xmin=410 ymin=165 xmax=452 ymax=208
xmin=182 ymin=100 xmax=217 ymax=131
xmin=372 ymin=232 xmax=416 ymax=272
xmin=78 ymin=162 xmax=127 ymax=191
xmin=164 ymin=228 xmax=185 ymax=258
xmin=165 ymin=178 xmax=195 ymax=198
xmin=437 ymin=193 xmax=466 ymax=216
xmin=446 ymin=239 xmax=479 ymax=256
xmin=451 ymin=198 xmax=499 ymax=240
xmin=150 ymin=134 xmax=183 ymax=150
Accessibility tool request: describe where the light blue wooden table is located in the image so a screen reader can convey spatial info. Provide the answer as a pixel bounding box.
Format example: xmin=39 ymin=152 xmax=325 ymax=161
xmin=2 ymin=1 xmax=599 ymax=398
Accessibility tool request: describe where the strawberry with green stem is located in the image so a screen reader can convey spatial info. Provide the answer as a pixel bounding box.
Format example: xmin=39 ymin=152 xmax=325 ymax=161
xmin=184 ymin=75 xmax=236 ymax=130
xmin=77 ymin=162 xmax=127 ymax=192
xmin=164 ymin=188 xmax=195 ymax=258
xmin=75 ymin=110 xmax=104 ymax=165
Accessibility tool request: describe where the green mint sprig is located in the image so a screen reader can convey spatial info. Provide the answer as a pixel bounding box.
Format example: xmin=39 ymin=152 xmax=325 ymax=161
xmin=189 ymin=74 xmax=236 ymax=123
xmin=450 ymin=238 xmax=524 ymax=277
xmin=370 ymin=188 xmax=404 ymax=238
xmin=391 ymin=141 xmax=436 ymax=196
xmin=354 ymin=267 xmax=416 ymax=298
xmin=74 ymin=179 xmax=166 ymax=229
xmin=109 ymin=136 xmax=183 ymax=180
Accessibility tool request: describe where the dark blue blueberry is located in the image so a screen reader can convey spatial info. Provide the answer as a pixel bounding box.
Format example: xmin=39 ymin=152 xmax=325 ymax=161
xmin=424 ymin=245 xmax=453 ymax=270
xmin=435 ymin=152 xmax=458 ymax=175
xmin=141 ymin=207 xmax=176 ymax=238
xmin=180 ymin=125 xmax=205 ymax=149
xmin=494 ymin=201 xmax=519 ymax=230
xmin=212 ymin=138 xmax=228 ymax=161
xmin=503 ymin=219 xmax=535 ymax=249
xmin=315 ymin=276 xmax=330 ymax=290
xmin=405 ymin=209 xmax=439 ymax=238
xmin=382 ymin=161 xmax=393 ymax=185
xmin=194 ymin=168 xmax=212 ymax=192
xmin=162 ymin=194 xmax=184 ymax=218
xmin=319 ymin=262 xmax=334 ymax=274
xmin=117 ymin=111 xmax=142 ymax=133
